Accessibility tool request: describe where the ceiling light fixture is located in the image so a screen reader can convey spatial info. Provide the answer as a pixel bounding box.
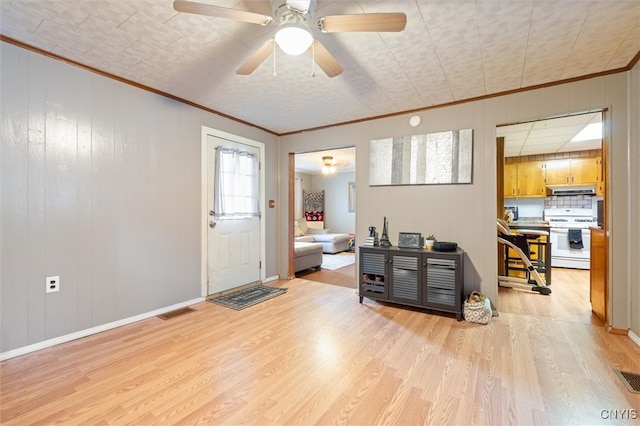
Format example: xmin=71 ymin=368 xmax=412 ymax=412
xmin=274 ymin=27 xmax=313 ymax=55
xmin=571 ymin=122 xmax=602 ymax=142
xmin=322 ymin=156 xmax=335 ymax=174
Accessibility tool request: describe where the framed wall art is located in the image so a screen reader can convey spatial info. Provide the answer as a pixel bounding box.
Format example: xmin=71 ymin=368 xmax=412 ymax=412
xmin=397 ymin=232 xmax=422 ymax=248
xmin=369 ymin=128 xmax=473 ymax=186
xmin=348 ymin=181 xmax=356 ymax=212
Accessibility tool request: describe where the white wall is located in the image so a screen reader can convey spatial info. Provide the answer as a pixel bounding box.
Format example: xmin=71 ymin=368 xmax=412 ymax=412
xmin=0 ymin=42 xmax=279 ymax=354
xmin=278 ymin=73 xmax=636 ymax=334
xmin=503 ymin=198 xmax=545 ymax=219
xmin=310 ymin=171 xmax=356 ymax=234
xmin=294 ymin=172 xmax=312 ymax=220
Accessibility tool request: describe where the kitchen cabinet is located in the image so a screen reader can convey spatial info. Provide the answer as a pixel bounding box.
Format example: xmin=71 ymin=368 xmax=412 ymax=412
xmin=504 ymin=163 xmax=518 ymax=197
xmin=545 ymin=157 xmax=600 ymax=185
xmin=359 ymin=246 xmax=465 ymax=320
xmin=504 ymin=161 xmax=546 ymax=197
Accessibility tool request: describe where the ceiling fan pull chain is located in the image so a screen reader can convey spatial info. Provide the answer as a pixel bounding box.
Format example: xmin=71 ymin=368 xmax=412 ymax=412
xmin=311 ymin=40 xmax=316 ymax=77
xmin=272 ymin=39 xmax=277 ymax=77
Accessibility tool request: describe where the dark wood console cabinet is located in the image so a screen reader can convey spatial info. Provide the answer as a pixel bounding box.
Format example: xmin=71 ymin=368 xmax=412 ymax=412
xmin=359 ymin=246 xmax=465 ymax=320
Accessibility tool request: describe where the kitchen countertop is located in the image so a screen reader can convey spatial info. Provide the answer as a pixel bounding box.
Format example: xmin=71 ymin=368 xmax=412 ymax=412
xmin=510 ymin=220 xmax=549 ymax=227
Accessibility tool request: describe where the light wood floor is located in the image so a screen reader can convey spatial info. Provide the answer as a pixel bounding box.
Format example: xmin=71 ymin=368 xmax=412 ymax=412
xmin=2 ymin=276 xmax=639 ymax=425
xmin=296 ymin=260 xmax=356 ymax=288
xmin=498 ymin=267 xmax=605 ymax=325
xmin=302 ymin=262 xmax=598 ymax=326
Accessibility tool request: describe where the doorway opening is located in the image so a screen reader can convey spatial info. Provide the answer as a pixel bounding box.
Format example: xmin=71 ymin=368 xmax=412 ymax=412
xmin=496 ymin=110 xmax=608 ymax=325
xmin=288 ymin=146 xmax=357 ymax=287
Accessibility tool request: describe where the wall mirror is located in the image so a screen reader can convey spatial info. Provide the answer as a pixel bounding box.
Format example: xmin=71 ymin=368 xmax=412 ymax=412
xmin=369 ymin=129 xmax=473 ymax=186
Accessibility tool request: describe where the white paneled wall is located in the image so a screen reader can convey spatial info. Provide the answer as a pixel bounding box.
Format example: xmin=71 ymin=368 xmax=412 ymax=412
xmin=1 ymin=39 xmax=637 ymax=353
xmin=0 ymin=42 xmax=278 ymax=354
xmin=630 ymin=61 xmax=640 ymax=338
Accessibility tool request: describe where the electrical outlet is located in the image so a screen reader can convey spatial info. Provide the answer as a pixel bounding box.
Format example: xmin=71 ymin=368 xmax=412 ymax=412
xmin=46 ymin=276 xmax=60 ymax=293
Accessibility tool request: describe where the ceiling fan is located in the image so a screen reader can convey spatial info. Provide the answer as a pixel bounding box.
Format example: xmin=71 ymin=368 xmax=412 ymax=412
xmin=172 ymin=0 xmax=407 ymax=78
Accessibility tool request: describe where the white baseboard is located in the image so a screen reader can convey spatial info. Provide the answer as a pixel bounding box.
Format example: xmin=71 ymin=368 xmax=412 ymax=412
xmin=629 ymin=330 xmax=640 ymax=348
xmin=263 ymin=275 xmax=279 ymax=283
xmin=0 ymin=297 xmax=204 ymax=361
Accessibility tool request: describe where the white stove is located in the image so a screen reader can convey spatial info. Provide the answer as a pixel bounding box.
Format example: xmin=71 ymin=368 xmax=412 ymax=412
xmin=544 ymin=208 xmax=597 ymax=228
xmin=544 ymin=208 xmax=596 ymax=269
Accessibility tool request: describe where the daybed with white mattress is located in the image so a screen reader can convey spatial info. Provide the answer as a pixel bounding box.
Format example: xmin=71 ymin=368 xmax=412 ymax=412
xmin=294 ymin=220 xmax=352 ymax=254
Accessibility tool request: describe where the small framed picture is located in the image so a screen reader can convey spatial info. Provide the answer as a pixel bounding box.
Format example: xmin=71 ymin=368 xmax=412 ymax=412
xmin=398 ymin=232 xmax=422 ymax=248
xmin=348 ymin=181 xmax=356 ymax=212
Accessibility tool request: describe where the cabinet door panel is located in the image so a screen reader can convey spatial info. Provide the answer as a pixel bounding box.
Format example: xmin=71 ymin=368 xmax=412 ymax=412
xmin=389 ymin=253 xmax=420 ymax=304
xmin=504 ymin=163 xmax=517 ymax=196
xmin=570 ymin=157 xmax=599 ymax=184
xmin=424 ymin=258 xmax=457 ymax=307
xmin=360 ymin=250 xmax=388 ymax=299
xmin=362 ymin=251 xmax=385 ymax=275
xmin=545 ymin=159 xmax=571 ymax=184
xmin=518 ymin=161 xmax=546 ymax=196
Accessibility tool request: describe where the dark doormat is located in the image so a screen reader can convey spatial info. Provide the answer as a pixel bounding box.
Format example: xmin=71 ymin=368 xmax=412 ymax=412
xmin=209 ymin=285 xmax=287 ymax=310
xmin=614 ymin=369 xmax=640 ymax=394
xmin=157 ymin=306 xmax=195 ymax=320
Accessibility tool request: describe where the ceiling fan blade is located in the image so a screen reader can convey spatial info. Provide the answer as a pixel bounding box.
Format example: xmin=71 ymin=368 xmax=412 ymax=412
xmin=311 ymin=40 xmax=343 ymax=78
xmin=319 ymin=13 xmax=407 ymax=33
xmin=173 ymin=0 xmax=273 ymax=25
xmin=236 ymin=39 xmax=275 ymax=75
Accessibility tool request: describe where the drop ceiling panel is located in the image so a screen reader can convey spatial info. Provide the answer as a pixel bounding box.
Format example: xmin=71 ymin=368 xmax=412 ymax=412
xmin=498 ymin=112 xmax=603 ymax=157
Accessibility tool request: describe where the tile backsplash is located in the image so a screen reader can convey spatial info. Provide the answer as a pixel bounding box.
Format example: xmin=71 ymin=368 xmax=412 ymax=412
xmin=506 ymin=195 xmax=601 ymax=220
xmin=545 ymin=195 xmax=593 ymax=208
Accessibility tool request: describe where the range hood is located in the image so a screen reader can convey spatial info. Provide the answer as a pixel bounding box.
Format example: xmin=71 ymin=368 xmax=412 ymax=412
xmin=546 ymin=184 xmax=597 ymax=196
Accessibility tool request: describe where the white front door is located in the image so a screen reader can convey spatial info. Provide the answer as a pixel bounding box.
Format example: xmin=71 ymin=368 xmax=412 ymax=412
xmin=206 ymin=134 xmax=262 ymax=295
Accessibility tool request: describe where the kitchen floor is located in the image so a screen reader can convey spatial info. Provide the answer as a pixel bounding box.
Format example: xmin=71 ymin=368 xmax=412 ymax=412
xmin=498 ymin=267 xmax=602 ymax=326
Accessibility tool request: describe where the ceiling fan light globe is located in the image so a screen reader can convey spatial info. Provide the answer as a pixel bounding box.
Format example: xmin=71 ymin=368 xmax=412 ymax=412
xmin=275 ymin=27 xmax=313 ymax=55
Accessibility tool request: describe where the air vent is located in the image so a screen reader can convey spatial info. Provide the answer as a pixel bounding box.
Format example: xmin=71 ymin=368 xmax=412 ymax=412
xmin=614 ymin=369 xmax=640 ymax=393
xmin=157 ymin=307 xmax=195 ymax=320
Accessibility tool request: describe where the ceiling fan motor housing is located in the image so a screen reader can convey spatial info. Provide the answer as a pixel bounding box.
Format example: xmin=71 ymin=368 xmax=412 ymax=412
xmin=273 ymin=1 xmax=311 ymax=25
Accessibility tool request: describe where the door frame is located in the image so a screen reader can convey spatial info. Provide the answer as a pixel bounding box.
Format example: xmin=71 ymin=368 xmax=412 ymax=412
xmin=288 ymin=146 xmax=357 ymax=279
xmin=200 ymin=126 xmax=266 ymax=297
xmin=495 ymin=109 xmax=610 ymax=324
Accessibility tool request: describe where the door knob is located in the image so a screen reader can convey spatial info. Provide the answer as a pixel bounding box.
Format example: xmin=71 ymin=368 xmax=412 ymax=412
xmin=209 ymin=220 xmax=216 ymax=228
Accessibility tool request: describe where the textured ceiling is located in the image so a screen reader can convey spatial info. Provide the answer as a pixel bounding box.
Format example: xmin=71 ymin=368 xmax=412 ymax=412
xmin=1 ymin=0 xmax=639 ymax=135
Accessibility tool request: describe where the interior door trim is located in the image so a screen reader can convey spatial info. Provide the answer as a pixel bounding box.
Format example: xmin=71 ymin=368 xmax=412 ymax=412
xmin=200 ymin=126 xmax=266 ymax=297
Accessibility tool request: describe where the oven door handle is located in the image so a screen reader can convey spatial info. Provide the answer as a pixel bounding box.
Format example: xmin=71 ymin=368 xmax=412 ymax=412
xmin=550 ymin=228 xmax=586 ymax=233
